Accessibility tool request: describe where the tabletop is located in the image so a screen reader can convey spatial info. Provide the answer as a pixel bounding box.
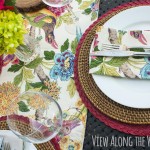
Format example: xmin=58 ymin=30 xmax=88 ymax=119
xmin=1 ymin=0 xmax=150 ymax=150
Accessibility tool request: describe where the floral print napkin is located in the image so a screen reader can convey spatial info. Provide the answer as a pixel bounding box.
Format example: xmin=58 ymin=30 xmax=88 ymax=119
xmin=89 ymin=26 xmax=150 ymax=79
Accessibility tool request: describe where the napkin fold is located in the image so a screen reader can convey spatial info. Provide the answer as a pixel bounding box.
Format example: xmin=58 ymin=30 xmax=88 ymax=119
xmin=89 ymin=26 xmax=150 ymax=79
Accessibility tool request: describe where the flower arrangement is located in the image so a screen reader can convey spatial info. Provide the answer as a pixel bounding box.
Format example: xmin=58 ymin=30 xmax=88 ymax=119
xmin=0 ymin=10 xmax=26 ymax=55
xmin=0 ymin=0 xmax=26 ymax=74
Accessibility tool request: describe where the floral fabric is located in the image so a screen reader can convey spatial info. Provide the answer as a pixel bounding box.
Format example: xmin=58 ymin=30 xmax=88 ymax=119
xmin=0 ymin=0 xmax=99 ymax=150
xmin=89 ymin=26 xmax=150 ymax=79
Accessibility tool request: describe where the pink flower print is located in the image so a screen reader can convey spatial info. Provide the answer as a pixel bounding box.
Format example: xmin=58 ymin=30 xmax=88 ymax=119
xmin=47 ymin=0 xmax=62 ymax=4
xmin=91 ymin=2 xmax=99 ymax=12
xmin=0 ymin=0 xmax=14 ymax=10
xmin=92 ymin=3 xmax=99 ymax=12
xmin=47 ymin=6 xmax=66 ymax=17
xmin=91 ymin=56 xmax=97 ymax=59
xmin=0 ymin=55 xmax=3 ymax=74
xmin=93 ymin=34 xmax=99 ymax=48
xmin=0 ymin=0 xmax=4 ymax=10
xmin=3 ymin=54 xmax=19 ymax=66
xmin=130 ymin=31 xmax=147 ymax=45
xmin=90 ymin=52 xmax=97 ymax=60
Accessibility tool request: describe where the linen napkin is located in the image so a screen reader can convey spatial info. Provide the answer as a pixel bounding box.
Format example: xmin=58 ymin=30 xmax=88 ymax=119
xmin=89 ymin=26 xmax=150 ymax=79
xmin=0 ymin=130 xmax=36 ymax=150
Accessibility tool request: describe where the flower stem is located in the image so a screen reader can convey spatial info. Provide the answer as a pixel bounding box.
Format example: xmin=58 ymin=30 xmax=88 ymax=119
xmin=74 ymin=106 xmax=86 ymax=119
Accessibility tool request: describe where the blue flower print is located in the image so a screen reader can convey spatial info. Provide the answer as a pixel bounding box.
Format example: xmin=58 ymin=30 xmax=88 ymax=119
xmin=76 ymin=26 xmax=82 ymax=42
xmin=90 ymin=2 xmax=99 ymax=12
xmin=144 ymin=57 xmax=150 ymax=64
xmin=68 ymin=145 xmax=74 ymax=150
xmin=50 ymin=65 xmax=60 ymax=80
xmin=140 ymin=64 xmax=150 ymax=79
xmin=50 ymin=50 xmax=75 ymax=81
xmin=62 ymin=112 xmax=68 ymax=119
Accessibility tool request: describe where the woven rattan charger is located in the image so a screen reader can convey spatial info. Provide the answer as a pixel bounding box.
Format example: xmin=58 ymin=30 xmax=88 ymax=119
xmin=75 ymin=0 xmax=150 ymax=125
xmin=0 ymin=116 xmax=60 ymax=150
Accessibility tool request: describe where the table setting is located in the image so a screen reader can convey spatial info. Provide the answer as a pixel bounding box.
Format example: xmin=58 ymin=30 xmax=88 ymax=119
xmin=81 ymin=0 xmax=150 ymax=149
xmin=1 ymin=0 xmax=150 ymax=149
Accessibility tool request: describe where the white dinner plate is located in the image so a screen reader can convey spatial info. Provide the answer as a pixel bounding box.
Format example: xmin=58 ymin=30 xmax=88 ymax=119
xmin=92 ymin=6 xmax=150 ymax=108
xmin=0 ymin=130 xmax=36 ymax=150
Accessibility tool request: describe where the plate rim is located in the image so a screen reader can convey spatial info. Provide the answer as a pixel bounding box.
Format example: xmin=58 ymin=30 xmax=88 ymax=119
xmin=92 ymin=6 xmax=150 ymax=108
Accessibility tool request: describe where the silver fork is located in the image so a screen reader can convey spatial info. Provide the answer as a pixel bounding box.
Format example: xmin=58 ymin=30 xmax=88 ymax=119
xmin=4 ymin=142 xmax=11 ymax=150
xmin=102 ymin=43 xmax=150 ymax=50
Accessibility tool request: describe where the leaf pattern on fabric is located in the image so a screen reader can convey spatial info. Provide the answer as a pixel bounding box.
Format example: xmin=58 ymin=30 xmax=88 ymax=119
xmin=5 ymin=0 xmax=16 ymax=6
xmin=106 ymin=57 xmax=128 ymax=67
xmin=44 ymin=51 xmax=55 ymax=60
xmin=67 ymin=78 xmax=76 ymax=98
xmin=82 ymin=0 xmax=99 ymax=20
xmin=91 ymin=11 xmax=97 ymax=21
xmin=71 ymin=38 xmax=79 ymax=54
xmin=56 ymin=12 xmax=73 ymax=28
xmin=18 ymin=101 xmax=30 ymax=112
xmin=79 ymin=0 xmax=93 ymax=9
xmin=14 ymin=71 xmax=23 ymax=86
xmin=61 ymin=39 xmax=69 ymax=52
xmin=89 ymin=57 xmax=103 ymax=69
xmin=76 ymin=0 xmax=82 ymax=4
xmin=25 ymin=57 xmax=43 ymax=69
xmin=23 ymin=68 xmax=34 ymax=81
xmin=8 ymin=64 xmax=23 ymax=72
xmin=56 ymin=17 xmax=62 ymax=28
xmin=118 ymin=30 xmax=127 ymax=44
xmin=95 ymin=63 xmax=120 ymax=77
xmin=83 ymin=8 xmax=92 ymax=15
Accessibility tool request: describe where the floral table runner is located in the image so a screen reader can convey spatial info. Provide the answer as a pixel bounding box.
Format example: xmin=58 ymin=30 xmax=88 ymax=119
xmin=0 ymin=0 xmax=99 ymax=149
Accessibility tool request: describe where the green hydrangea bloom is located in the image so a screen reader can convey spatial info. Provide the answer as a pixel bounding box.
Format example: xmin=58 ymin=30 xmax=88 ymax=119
xmin=0 ymin=10 xmax=27 ymax=55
